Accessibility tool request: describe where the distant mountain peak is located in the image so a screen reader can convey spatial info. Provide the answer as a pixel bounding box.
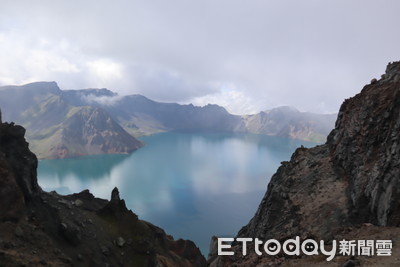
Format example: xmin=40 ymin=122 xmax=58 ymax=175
xmin=0 ymin=81 xmax=61 ymax=94
xmin=66 ymin=88 xmax=118 ymax=97
xmin=264 ymin=106 xmax=299 ymax=113
xmin=24 ymin=81 xmax=58 ymax=87
xmin=0 ymin=81 xmax=336 ymax=151
xmin=202 ymin=103 xmax=229 ymax=112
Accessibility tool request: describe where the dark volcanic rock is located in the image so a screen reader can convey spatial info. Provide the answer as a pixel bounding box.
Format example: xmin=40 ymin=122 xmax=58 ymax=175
xmin=210 ymin=61 xmax=400 ymax=266
xmin=0 ymin=123 xmax=40 ymax=200
xmin=0 ymin=119 xmax=206 ymax=266
xmin=238 ymin=144 xmax=348 ymax=241
xmin=0 ymin=120 xmax=40 ymax=221
xmin=0 ymin=150 xmax=25 ymax=221
xmin=97 ymin=187 xmax=136 ymax=219
xmin=328 ymin=61 xmax=400 ymax=226
xmin=239 ymin=61 xmax=400 ymax=240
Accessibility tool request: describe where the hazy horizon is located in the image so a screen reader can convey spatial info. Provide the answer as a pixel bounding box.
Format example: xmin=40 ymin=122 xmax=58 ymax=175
xmin=0 ymin=80 xmax=340 ymax=116
xmin=1 ymin=1 xmax=400 ymax=114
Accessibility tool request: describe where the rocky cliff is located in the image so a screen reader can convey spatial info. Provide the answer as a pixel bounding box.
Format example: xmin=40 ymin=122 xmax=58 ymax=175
xmin=0 ymin=118 xmax=206 ymax=266
xmin=210 ymin=61 xmax=400 ymax=266
xmin=0 ymin=115 xmax=40 ymax=221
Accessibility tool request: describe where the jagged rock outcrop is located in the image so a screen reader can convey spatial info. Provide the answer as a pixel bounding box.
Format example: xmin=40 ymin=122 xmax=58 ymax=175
xmin=0 ymin=120 xmax=40 ymax=222
xmin=240 ymin=61 xmax=400 ymax=239
xmin=328 ymin=61 xmax=400 ymax=226
xmin=210 ymin=61 xmax=400 ymax=266
xmin=0 ymin=120 xmax=206 ymax=266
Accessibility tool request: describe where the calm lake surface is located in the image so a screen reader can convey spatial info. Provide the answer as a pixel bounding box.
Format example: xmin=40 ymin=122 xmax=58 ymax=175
xmin=37 ymin=132 xmax=317 ymax=255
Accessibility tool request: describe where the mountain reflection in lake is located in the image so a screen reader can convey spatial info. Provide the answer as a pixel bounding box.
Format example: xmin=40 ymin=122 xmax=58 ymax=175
xmin=38 ymin=132 xmax=317 ymax=255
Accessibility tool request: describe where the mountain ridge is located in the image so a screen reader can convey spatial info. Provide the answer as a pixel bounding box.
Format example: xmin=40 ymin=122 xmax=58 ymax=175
xmin=53 ymin=83 xmax=337 ymax=141
xmin=0 ymin=82 xmax=143 ymax=159
xmin=0 ymin=81 xmax=336 ymax=159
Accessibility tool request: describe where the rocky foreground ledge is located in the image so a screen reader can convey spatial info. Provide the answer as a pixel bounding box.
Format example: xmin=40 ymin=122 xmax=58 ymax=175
xmin=0 ymin=116 xmax=206 ymax=266
xmin=209 ymin=61 xmax=400 ymax=266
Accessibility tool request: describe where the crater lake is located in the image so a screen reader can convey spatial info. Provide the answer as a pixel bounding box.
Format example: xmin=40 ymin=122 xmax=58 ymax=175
xmin=37 ymin=132 xmax=317 ymax=255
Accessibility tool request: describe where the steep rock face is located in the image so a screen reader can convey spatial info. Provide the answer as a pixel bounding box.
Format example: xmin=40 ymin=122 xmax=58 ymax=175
xmin=0 ymin=120 xmax=40 ymax=203
xmin=237 ymin=144 xmax=348 ymax=241
xmin=0 ymin=119 xmax=205 ymax=266
xmin=239 ymin=61 xmax=400 ymax=240
xmin=328 ymin=61 xmax=400 ymax=226
xmin=0 ymin=113 xmax=39 ymax=219
xmin=0 ymin=124 xmax=26 ymax=221
xmin=210 ymin=61 xmax=400 ymax=266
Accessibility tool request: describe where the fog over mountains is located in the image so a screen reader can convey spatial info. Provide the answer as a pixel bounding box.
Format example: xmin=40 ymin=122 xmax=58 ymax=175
xmin=0 ymin=82 xmax=336 ymax=159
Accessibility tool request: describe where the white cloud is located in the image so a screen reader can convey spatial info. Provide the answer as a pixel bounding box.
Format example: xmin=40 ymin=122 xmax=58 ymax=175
xmin=190 ymin=83 xmax=259 ymax=115
xmin=86 ymin=59 xmax=123 ymax=87
xmin=0 ymin=32 xmax=81 ymax=85
xmin=0 ymin=0 xmax=400 ymax=113
xmin=28 ymin=49 xmax=80 ymax=74
xmin=81 ymin=94 xmax=123 ymax=106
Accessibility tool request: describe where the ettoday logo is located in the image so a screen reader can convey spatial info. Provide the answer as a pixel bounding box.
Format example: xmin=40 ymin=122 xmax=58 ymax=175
xmin=218 ymin=237 xmax=392 ymax=261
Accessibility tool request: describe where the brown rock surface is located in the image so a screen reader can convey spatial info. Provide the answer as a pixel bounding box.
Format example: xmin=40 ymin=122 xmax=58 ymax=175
xmin=210 ymin=61 xmax=400 ymax=266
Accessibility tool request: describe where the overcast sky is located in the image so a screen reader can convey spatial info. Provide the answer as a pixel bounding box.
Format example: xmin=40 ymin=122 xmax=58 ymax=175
xmin=1 ymin=1 xmax=399 ymax=114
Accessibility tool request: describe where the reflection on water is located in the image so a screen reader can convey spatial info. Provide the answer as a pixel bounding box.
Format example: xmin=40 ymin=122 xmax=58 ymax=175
xmin=38 ymin=154 xmax=130 ymax=195
xmin=38 ymin=132 xmax=317 ymax=255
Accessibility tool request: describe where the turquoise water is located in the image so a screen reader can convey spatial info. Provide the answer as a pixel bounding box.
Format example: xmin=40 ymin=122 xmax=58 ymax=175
xmin=37 ymin=132 xmax=317 ymax=255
